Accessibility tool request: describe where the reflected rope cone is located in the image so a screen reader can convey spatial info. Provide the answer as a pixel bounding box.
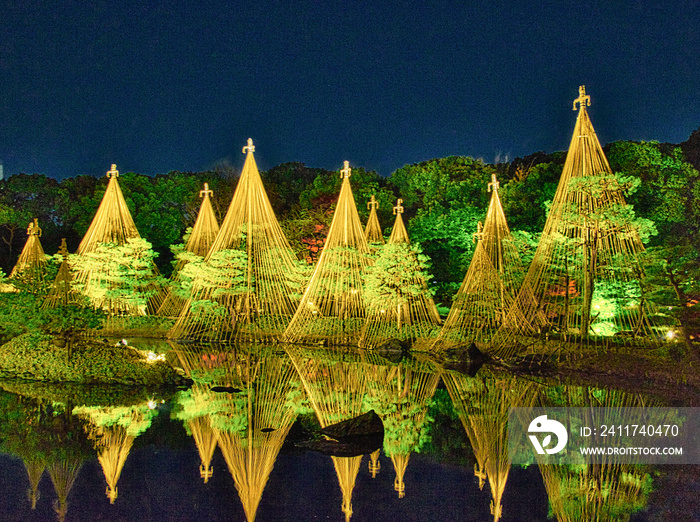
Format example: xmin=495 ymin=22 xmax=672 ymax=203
xmin=74 ymin=402 xmax=158 ymax=505
xmin=158 ymin=183 xmax=220 ymax=318
xmin=362 ymin=353 xmax=441 ymax=498
xmin=23 ymin=458 xmax=45 ymax=509
xmin=443 ymin=367 xmax=538 ymax=522
xmin=287 ymin=345 xmax=370 ymax=520
xmin=360 ymin=200 xmax=442 ymax=350
xmin=46 ymin=458 xmax=83 ymax=522
xmin=535 ymin=386 xmax=656 ymax=521
xmin=204 ymin=345 xmax=300 ymax=522
xmin=170 ymin=140 xmax=305 ymax=343
xmin=431 ymin=174 xmax=526 ymax=352
xmin=492 ymin=87 xmax=658 ymax=357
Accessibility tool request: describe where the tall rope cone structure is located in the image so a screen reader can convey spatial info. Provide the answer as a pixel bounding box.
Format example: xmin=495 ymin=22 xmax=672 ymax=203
xmin=23 ymin=457 xmax=45 ymax=510
xmin=46 ymin=457 xmax=83 ymax=522
xmin=362 ymin=353 xmax=441 ymax=499
xmin=284 ymin=162 xmax=371 ymax=346
xmin=170 ymin=345 xmax=229 ymax=483
xmin=492 ymin=86 xmax=658 ymax=357
xmin=286 ymin=345 xmax=369 ymax=522
xmin=359 ymin=199 xmax=442 ymax=349
xmin=442 ymin=367 xmax=538 ymax=522
xmin=158 ymin=183 xmax=220 ymax=317
xmin=169 ymin=140 xmax=304 ymax=342
xmin=42 ymin=238 xmax=82 ymax=309
xmin=431 ymin=174 xmax=526 ymax=352
xmin=9 ymin=218 xmax=47 ymax=286
xmin=364 ymin=195 xmax=385 ymax=246
xmin=209 ymin=346 xmax=300 ymax=522
xmin=73 ymin=164 xmax=164 ymax=315
xmin=535 ymin=386 xmax=655 ymax=521
xmin=73 ymin=402 xmax=157 ymax=504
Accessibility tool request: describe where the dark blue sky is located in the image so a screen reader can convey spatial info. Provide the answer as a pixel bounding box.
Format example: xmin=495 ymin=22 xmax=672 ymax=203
xmin=1 ymin=0 xmax=698 ymax=180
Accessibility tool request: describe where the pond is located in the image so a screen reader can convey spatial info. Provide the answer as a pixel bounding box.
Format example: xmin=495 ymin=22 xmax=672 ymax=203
xmin=0 ymin=342 xmax=698 ymax=521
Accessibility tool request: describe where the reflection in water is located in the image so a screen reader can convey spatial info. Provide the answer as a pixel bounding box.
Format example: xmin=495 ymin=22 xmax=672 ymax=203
xmin=535 ymin=386 xmax=655 ymax=521
xmin=363 ymin=353 xmax=441 ymax=498
xmin=287 ymin=345 xmax=369 ymax=521
xmin=172 ymin=343 xmax=301 ymax=522
xmin=0 ymin=344 xmax=696 ymax=520
xmin=74 ymin=401 xmax=158 ymax=503
xmin=443 ymin=366 xmax=538 ymax=521
xmin=46 ymin=456 xmax=83 ymax=522
xmin=23 ymin=457 xmax=44 ymax=509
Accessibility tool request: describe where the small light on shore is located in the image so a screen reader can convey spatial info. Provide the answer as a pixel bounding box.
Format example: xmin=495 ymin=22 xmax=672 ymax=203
xmin=666 ymin=330 xmax=675 ymax=340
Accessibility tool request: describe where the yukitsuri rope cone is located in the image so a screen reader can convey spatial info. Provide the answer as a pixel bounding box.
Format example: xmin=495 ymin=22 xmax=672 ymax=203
xmin=205 ymin=346 xmax=300 ymax=522
xmin=9 ymin=218 xmax=47 ymax=285
xmin=74 ymin=402 xmax=157 ymax=504
xmin=430 ymin=174 xmax=526 ymax=352
xmin=362 ymin=353 xmax=441 ymax=498
xmin=286 ymin=345 xmax=370 ymax=522
xmin=170 ymin=344 xmax=231 ymax=483
xmin=157 ymin=183 xmax=220 ymax=317
xmin=492 ymin=87 xmax=658 ymax=358
xmin=23 ymin=458 xmax=45 ymax=510
xmin=535 ymin=386 xmax=655 ymax=521
xmin=359 ymin=199 xmax=441 ymax=350
xmin=364 ymin=195 xmax=385 ymax=246
xmin=46 ymin=457 xmax=83 ymax=522
xmin=442 ymin=367 xmax=538 ymax=522
xmin=73 ymin=164 xmax=164 ymax=316
xmin=42 ymin=239 xmax=81 ymax=309
xmin=170 ymin=140 xmax=305 ymax=343
xmin=284 ymin=162 xmax=371 ymax=346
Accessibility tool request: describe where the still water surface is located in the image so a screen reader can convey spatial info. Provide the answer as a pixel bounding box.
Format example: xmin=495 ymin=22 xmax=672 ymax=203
xmin=0 ymin=342 xmax=697 ymax=521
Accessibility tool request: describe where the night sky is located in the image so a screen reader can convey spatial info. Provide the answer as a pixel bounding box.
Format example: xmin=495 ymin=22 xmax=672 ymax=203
xmin=1 ymin=0 xmax=698 ymax=180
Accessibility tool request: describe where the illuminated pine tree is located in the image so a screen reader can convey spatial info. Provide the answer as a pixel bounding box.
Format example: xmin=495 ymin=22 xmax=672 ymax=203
xmin=170 ymin=140 xmax=307 ymax=342
xmin=158 ymin=183 xmax=220 ymax=317
xmin=284 ymin=162 xmax=371 ymax=346
xmin=360 ymin=199 xmax=441 ymax=349
xmin=431 ymin=174 xmax=526 ymax=351
xmin=493 ymin=87 xmax=659 ymax=356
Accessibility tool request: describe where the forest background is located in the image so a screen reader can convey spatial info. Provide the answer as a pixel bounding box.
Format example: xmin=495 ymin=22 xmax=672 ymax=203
xmin=1 ymin=130 xmax=699 ymax=317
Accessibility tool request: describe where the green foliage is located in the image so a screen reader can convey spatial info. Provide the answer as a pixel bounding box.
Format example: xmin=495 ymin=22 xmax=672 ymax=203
xmin=73 ymin=403 xmax=158 ymax=437
xmin=0 ymin=293 xmax=46 ymax=345
xmin=0 ymin=332 xmax=181 ymax=384
xmin=501 ymin=161 xmax=562 ymax=233
xmin=407 ymin=205 xmax=482 ymax=302
xmin=564 ymin=173 xmax=657 ymax=244
xmin=364 ymin=242 xmax=434 ymax=313
xmin=71 ymin=238 xmax=165 ymax=314
xmin=607 ymin=141 xmax=700 ymax=249
xmin=389 ymin=156 xmax=495 ymax=216
xmin=0 ymin=390 xmax=95 ymax=465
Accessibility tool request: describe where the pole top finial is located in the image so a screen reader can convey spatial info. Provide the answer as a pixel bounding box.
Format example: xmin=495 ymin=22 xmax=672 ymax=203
xmin=59 ymin=237 xmax=69 ymax=257
xmin=106 ymin=164 xmax=119 ymax=178
xmin=340 ymin=160 xmax=351 ymax=179
xmin=242 ymin=138 xmax=255 ymax=154
xmin=488 ymin=173 xmax=500 ymax=193
xmin=200 ymin=182 xmax=213 ymax=198
xmin=393 ymin=198 xmax=404 ymax=215
xmin=472 ymin=221 xmax=484 ymax=243
xmin=368 ymin=195 xmax=379 ymax=210
xmin=573 ymin=85 xmax=591 ymax=111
